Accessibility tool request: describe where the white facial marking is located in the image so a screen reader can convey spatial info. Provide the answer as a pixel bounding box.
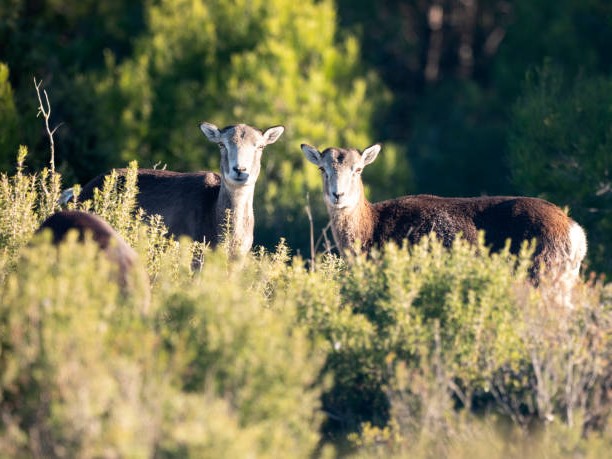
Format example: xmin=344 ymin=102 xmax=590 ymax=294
xmin=302 ymin=144 xmax=381 ymax=211
xmin=201 ymin=122 xmax=284 ymax=187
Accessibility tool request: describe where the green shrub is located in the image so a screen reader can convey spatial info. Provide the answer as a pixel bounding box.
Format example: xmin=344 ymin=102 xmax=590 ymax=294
xmin=0 ymin=156 xmax=326 ymax=457
xmin=278 ymin=235 xmax=609 ymax=453
xmin=0 ymin=162 xmax=609 ymax=456
xmin=281 ymin=236 xmax=533 ymax=438
xmin=155 ymin=247 xmax=325 ymax=454
xmin=0 ymin=146 xmax=61 ymax=277
xmin=0 ymin=238 xmax=155 ymax=456
xmin=340 ymin=248 xmax=610 ymax=457
xmin=0 ymin=237 xmax=326 ymax=457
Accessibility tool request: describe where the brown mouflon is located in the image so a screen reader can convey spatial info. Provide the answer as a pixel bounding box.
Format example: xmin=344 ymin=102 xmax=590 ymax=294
xmin=302 ymin=143 xmax=587 ymax=289
xmin=79 ymin=122 xmax=284 ymax=256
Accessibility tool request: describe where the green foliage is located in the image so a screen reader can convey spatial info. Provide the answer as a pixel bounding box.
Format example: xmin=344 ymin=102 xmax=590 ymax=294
xmin=0 ymin=160 xmax=325 ymax=456
xmin=0 ymin=146 xmax=61 ymax=275
xmin=407 ymin=81 xmax=512 ymax=196
xmin=281 ymin=239 xmax=609 ymax=454
xmin=344 ymin=266 xmax=611 ymax=458
xmin=284 ymin=237 xmax=534 ymax=436
xmin=0 ymin=239 xmax=153 ymax=457
xmin=1 ymin=2 xmax=612 ymax=450
xmin=0 ymin=239 xmax=324 ymax=457
xmin=336 ymin=0 xmax=612 ymax=231
xmin=0 ymin=1 xmax=146 ymax=180
xmin=155 ymin=250 xmax=324 ymax=456
xmin=494 ymin=0 xmax=612 ymax=97
xmin=339 ymin=253 xmax=611 ymax=458
xmin=88 ymin=0 xmax=408 ymax=251
xmin=0 ymin=63 xmax=18 ymax=172
xmin=0 ymin=151 xmax=166 ymax=282
xmin=509 ymin=65 xmax=612 ymax=275
xmin=352 ymin=414 xmax=611 ymax=459
xmin=0 ymin=164 xmax=609 ymax=456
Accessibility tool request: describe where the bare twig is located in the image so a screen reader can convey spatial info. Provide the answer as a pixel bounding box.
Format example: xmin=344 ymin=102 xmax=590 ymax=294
xmin=34 ymin=77 xmax=61 ymax=174
xmin=152 ymin=161 xmax=168 ymax=170
xmin=315 ymin=220 xmax=334 ymax=254
xmin=34 ymin=77 xmax=63 ymax=217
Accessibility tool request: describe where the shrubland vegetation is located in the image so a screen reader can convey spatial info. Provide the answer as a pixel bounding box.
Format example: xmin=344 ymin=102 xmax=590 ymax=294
xmin=0 ymin=0 xmax=611 ymax=456
xmin=0 ymin=154 xmax=609 ymax=457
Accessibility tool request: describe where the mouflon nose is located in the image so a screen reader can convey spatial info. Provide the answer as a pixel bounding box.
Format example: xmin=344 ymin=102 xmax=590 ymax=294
xmin=332 ymin=192 xmax=344 ymax=200
xmin=233 ymin=166 xmax=247 ymax=174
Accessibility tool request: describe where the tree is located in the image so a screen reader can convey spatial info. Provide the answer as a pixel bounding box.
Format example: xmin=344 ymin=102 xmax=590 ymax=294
xmin=96 ymin=0 xmax=409 ymax=250
xmin=0 ymin=63 xmax=19 ymax=171
xmin=0 ymin=0 xmax=146 ymax=180
xmin=509 ymin=65 xmax=612 ymax=275
xmin=336 ymin=0 xmax=612 ymax=198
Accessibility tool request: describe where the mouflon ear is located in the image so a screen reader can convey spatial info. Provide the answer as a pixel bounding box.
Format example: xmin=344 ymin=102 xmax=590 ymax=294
xmin=301 ymin=144 xmax=322 ymax=166
xmin=361 ymin=144 xmax=381 ymax=167
xmin=263 ymin=126 xmax=285 ymax=145
xmin=199 ymin=122 xmax=221 ymax=143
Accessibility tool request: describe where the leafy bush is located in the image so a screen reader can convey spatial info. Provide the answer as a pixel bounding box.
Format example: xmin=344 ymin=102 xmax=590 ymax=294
xmin=273 ymin=236 xmax=610 ymax=456
xmin=0 ymin=153 xmax=326 ymax=457
xmin=0 ymin=239 xmax=154 ymax=456
xmin=282 ymin=237 xmax=531 ymax=435
xmin=0 ymin=238 xmax=326 ymax=457
xmin=0 ymin=146 xmax=61 ymax=277
xmin=0 ymin=160 xmax=609 ymax=457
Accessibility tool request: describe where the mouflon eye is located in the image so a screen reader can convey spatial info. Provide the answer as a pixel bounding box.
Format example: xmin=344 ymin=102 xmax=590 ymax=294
xmin=319 ymin=167 xmax=325 ymax=173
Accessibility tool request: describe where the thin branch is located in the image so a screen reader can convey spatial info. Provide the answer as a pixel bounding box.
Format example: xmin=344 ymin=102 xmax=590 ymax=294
xmin=34 ymin=77 xmax=58 ymax=174
xmin=50 ymin=123 xmax=64 ymax=136
xmin=315 ymin=221 xmax=335 ymax=254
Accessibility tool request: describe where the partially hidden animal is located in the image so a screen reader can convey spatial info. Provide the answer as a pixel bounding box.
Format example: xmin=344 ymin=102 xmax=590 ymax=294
xmin=301 ymin=143 xmax=587 ymax=287
xmin=36 ymin=210 xmax=150 ymax=308
xmin=78 ymin=122 xmax=284 ymax=256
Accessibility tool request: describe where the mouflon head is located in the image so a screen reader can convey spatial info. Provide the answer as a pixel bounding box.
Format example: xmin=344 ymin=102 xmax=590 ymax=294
xmin=200 ymin=122 xmax=284 ymax=187
xmin=301 ymin=143 xmax=381 ymax=210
